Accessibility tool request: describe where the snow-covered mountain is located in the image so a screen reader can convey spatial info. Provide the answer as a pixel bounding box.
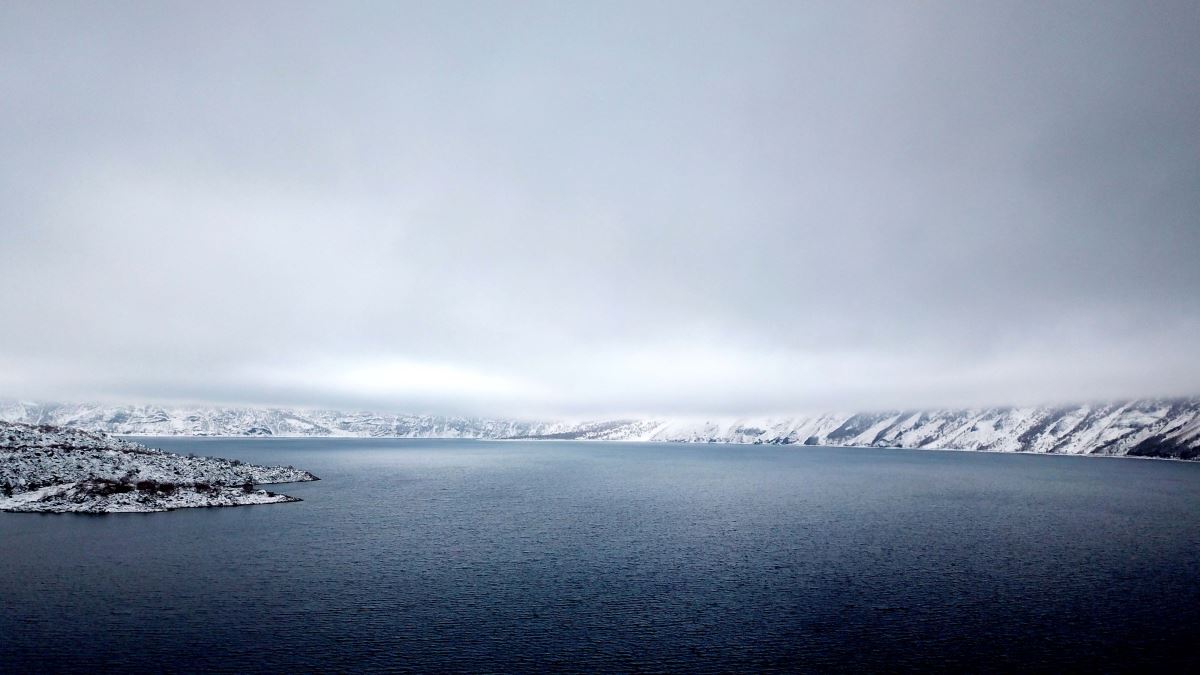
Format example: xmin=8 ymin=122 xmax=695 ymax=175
xmin=548 ymin=400 xmax=1200 ymax=460
xmin=0 ymin=400 xmax=572 ymax=439
xmin=3 ymin=398 xmax=1199 ymax=459
xmin=0 ymin=421 xmax=318 ymax=512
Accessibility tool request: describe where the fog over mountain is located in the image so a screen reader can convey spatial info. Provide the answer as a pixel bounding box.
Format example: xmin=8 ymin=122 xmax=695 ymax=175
xmin=2 ymin=2 xmax=1198 ymax=416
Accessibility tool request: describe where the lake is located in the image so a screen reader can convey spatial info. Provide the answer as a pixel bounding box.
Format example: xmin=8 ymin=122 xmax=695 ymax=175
xmin=3 ymin=438 xmax=1199 ymax=671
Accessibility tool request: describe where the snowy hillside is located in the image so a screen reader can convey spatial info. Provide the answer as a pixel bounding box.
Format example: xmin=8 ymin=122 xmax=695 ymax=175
xmin=0 ymin=401 xmax=568 ymax=439
xmin=539 ymin=399 xmax=1200 ymax=459
xmin=0 ymin=421 xmax=318 ymax=513
xmin=3 ymin=398 xmax=1199 ymax=459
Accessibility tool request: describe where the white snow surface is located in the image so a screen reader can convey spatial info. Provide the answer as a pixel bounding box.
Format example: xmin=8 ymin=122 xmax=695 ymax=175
xmin=0 ymin=421 xmax=317 ymax=513
xmin=1 ymin=481 xmax=298 ymax=513
xmin=3 ymin=398 xmax=1199 ymax=459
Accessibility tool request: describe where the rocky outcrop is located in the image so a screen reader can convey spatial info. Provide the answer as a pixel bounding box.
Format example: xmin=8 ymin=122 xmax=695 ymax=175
xmin=0 ymin=421 xmax=318 ymax=513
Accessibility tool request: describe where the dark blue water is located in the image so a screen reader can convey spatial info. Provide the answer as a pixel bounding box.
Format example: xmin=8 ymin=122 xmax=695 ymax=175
xmin=3 ymin=439 xmax=1199 ymax=672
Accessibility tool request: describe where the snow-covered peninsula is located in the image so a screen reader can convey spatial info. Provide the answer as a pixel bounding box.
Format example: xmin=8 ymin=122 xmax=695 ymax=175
xmin=0 ymin=421 xmax=318 ymax=513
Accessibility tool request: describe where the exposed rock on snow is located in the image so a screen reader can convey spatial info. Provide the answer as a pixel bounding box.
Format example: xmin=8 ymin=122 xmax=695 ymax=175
xmin=3 ymin=398 xmax=1199 ymax=459
xmin=527 ymin=400 xmax=1200 ymax=459
xmin=0 ymin=421 xmax=317 ymax=513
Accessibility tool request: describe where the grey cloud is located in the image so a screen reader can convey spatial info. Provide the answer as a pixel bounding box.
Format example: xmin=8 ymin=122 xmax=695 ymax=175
xmin=1 ymin=1 xmax=1198 ymax=416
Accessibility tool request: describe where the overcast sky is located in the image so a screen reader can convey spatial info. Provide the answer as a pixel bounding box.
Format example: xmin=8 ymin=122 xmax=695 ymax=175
xmin=1 ymin=1 xmax=1198 ymax=418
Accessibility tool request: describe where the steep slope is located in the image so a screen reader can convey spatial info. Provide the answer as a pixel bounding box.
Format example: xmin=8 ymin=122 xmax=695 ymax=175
xmin=546 ymin=400 xmax=1200 ymax=459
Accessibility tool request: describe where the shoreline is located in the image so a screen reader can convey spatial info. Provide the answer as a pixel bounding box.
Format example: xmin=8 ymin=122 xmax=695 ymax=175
xmin=113 ymin=434 xmax=1200 ymax=463
xmin=1 ymin=421 xmax=320 ymax=513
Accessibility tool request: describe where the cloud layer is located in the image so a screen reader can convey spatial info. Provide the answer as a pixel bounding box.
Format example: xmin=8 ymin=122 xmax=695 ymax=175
xmin=2 ymin=1 xmax=1198 ymax=416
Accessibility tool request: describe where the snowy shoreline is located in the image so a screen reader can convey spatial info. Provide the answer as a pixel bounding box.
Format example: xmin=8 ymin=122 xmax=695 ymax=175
xmin=124 ymin=433 xmax=1200 ymax=463
xmin=0 ymin=421 xmax=319 ymax=513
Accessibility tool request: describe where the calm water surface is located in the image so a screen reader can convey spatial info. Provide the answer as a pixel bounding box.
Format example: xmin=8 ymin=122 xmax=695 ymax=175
xmin=3 ymin=439 xmax=1199 ymax=672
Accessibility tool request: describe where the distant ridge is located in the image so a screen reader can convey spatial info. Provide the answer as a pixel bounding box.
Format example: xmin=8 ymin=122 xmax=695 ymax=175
xmin=2 ymin=398 xmax=1198 ymax=459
